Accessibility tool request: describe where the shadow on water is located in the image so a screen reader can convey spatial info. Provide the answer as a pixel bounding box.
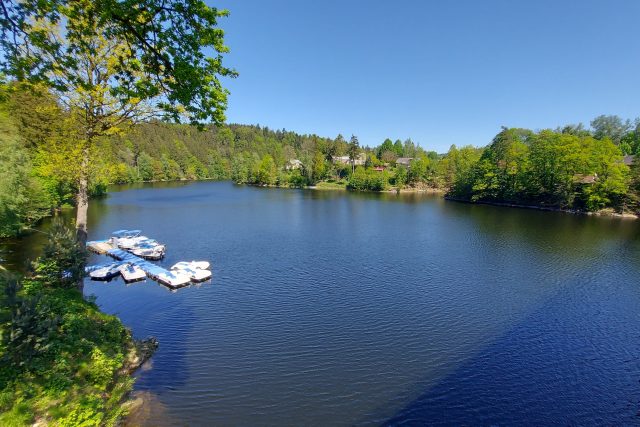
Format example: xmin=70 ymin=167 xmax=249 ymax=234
xmin=382 ymin=265 xmax=640 ymax=425
xmin=443 ymin=199 xmax=640 ymax=259
xmin=377 ymin=203 xmax=640 ymax=426
xmin=0 ymin=209 xmax=75 ymax=272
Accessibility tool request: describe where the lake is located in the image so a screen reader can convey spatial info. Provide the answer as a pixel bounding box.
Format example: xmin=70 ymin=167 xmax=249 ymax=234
xmin=3 ymin=181 xmax=640 ymax=425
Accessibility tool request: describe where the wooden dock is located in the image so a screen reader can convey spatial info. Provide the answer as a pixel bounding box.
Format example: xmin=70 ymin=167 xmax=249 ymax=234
xmin=87 ymin=240 xmax=114 ymax=254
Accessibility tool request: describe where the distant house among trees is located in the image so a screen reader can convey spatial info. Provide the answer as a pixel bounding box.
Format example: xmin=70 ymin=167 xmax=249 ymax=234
xmin=396 ymin=157 xmax=414 ymax=167
xmin=623 ymin=155 xmax=635 ymax=166
xmin=574 ymin=173 xmax=598 ymax=184
xmin=286 ymin=159 xmax=303 ymax=170
xmin=333 ymin=153 xmax=366 ymax=166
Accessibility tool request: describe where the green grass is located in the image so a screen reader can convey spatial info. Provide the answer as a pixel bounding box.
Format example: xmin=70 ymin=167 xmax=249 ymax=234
xmin=314 ymin=180 xmax=347 ymax=190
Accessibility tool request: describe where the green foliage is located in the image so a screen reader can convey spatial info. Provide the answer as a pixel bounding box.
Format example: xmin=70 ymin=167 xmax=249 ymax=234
xmin=347 ymin=166 xmax=389 ymax=191
xmin=287 ymin=169 xmax=308 ymax=188
xmin=347 ymin=135 xmax=360 ymax=172
xmin=0 ymin=229 xmax=135 ymax=425
xmin=254 ymin=154 xmax=277 ymax=185
xmin=377 ymin=138 xmax=394 ymax=159
xmin=311 ymin=151 xmax=327 ymax=184
xmin=3 ymin=80 xmax=640 ymax=216
xmin=0 ymin=102 xmax=51 ymax=237
xmin=0 ymin=276 xmax=61 ymax=369
xmin=393 ymin=139 xmax=404 ymax=157
xmin=450 ymin=127 xmax=629 ymax=212
xmin=590 ymin=115 xmax=634 ymax=147
xmin=33 ymin=219 xmax=87 ymax=287
xmin=0 ymin=0 xmax=236 ymax=127
xmin=393 ymin=166 xmax=407 ymax=189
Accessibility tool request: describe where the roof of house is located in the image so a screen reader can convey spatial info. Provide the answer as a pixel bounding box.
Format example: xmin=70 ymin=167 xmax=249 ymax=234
xmin=623 ymin=155 xmax=635 ymax=166
xmin=574 ymin=174 xmax=598 ymax=184
xmin=396 ymin=157 xmax=413 ymax=165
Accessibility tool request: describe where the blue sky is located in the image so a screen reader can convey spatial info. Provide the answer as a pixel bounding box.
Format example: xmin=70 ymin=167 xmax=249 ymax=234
xmin=213 ymin=0 xmax=640 ymax=152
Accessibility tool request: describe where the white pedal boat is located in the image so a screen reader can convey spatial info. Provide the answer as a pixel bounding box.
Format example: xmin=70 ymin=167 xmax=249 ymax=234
xmin=132 ymin=245 xmax=166 ymax=260
xmin=117 ymin=235 xmax=150 ymax=249
xmin=155 ymin=270 xmax=192 ymax=288
xmin=119 ymin=263 xmax=146 ymax=282
xmin=171 ymin=261 xmax=210 ymax=271
xmin=179 ymin=267 xmax=212 ymax=282
xmin=89 ymin=263 xmax=122 ymax=281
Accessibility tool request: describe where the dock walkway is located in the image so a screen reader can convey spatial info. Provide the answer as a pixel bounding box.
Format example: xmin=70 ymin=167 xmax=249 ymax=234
xmin=86 ymin=239 xmax=193 ymax=289
xmin=105 ymin=248 xmax=189 ymax=289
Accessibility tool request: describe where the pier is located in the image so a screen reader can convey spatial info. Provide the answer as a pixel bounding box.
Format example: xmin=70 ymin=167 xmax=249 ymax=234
xmin=87 ymin=233 xmax=209 ymax=289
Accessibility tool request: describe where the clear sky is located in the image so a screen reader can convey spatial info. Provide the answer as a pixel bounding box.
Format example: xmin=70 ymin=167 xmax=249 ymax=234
xmin=213 ymin=0 xmax=640 ymax=152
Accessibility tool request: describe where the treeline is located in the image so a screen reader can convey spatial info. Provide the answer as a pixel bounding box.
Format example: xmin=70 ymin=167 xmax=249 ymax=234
xmin=2 ymin=82 xmax=640 ymax=238
xmin=449 ymin=126 xmax=639 ymax=211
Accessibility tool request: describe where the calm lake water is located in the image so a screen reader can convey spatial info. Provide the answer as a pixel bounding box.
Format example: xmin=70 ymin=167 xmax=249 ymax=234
xmin=3 ymin=181 xmax=640 ymax=425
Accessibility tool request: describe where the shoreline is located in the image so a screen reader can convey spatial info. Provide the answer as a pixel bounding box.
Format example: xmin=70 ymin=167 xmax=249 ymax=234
xmin=444 ymin=196 xmax=639 ymax=219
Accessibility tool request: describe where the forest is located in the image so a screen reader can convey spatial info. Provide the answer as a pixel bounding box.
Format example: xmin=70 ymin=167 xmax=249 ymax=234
xmin=2 ymin=82 xmax=640 ymax=238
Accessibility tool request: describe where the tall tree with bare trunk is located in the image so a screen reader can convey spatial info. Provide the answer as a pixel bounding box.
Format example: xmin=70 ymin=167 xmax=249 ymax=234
xmin=1 ymin=0 xmax=236 ymax=288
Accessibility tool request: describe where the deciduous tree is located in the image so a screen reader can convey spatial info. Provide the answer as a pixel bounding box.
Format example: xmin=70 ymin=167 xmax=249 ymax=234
xmin=1 ymin=0 xmax=236 ymax=259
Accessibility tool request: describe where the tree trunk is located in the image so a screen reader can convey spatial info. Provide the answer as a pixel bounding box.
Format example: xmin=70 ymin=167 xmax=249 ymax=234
xmin=76 ymin=145 xmax=90 ymax=291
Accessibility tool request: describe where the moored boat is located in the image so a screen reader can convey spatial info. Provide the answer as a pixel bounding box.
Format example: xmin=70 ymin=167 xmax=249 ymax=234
xmin=119 ymin=263 xmax=146 ymax=282
xmin=171 ymin=261 xmax=210 ymax=271
xmin=178 ymin=266 xmax=212 ymax=282
xmin=117 ymin=235 xmax=150 ymax=249
xmin=132 ymin=244 xmax=166 ymax=260
xmin=155 ymin=269 xmax=191 ymax=288
xmin=89 ymin=263 xmax=122 ymax=281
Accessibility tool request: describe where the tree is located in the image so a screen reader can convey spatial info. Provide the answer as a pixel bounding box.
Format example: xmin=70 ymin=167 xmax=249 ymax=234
xmin=255 ymin=154 xmax=276 ymax=185
xmin=407 ymin=157 xmax=429 ymax=185
xmin=311 ymin=151 xmax=326 ymax=183
xmin=393 ymin=139 xmax=404 ymax=157
xmin=619 ymin=121 xmax=640 ymax=155
xmin=403 ymin=138 xmax=418 ymax=158
xmin=137 ymin=152 xmax=154 ymax=181
xmin=470 ymin=128 xmax=532 ymax=202
xmin=347 ymin=166 xmax=367 ymax=191
xmin=381 ymin=150 xmax=397 ymax=163
xmin=347 ymin=135 xmax=360 ymax=174
xmin=0 ymin=0 xmax=236 ymax=256
xmin=394 ymin=166 xmax=407 ymax=189
xmin=377 ymin=138 xmax=394 ymax=159
xmin=590 ymin=115 xmax=632 ymax=146
xmin=0 ymin=98 xmax=51 ymax=237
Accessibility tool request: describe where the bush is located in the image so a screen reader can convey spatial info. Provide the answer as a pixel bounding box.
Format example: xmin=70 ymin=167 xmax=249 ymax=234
xmin=0 ymin=228 xmax=135 ymax=426
xmin=32 ymin=219 xmax=86 ymax=288
xmin=347 ymin=167 xmax=388 ymax=191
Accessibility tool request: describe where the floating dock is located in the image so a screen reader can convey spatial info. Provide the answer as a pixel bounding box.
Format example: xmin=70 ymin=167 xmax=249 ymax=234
xmin=105 ymin=248 xmax=192 ymax=289
xmin=86 ymin=235 xmax=202 ymax=290
xmin=87 ymin=240 xmax=115 ymax=254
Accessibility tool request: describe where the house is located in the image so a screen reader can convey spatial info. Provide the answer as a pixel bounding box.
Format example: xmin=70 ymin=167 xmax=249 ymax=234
xmin=332 ymin=153 xmax=366 ymax=166
xmin=396 ymin=157 xmax=414 ymax=167
xmin=285 ymin=159 xmax=303 ymax=170
xmin=373 ymin=166 xmax=386 ymax=172
xmin=623 ymin=155 xmax=635 ymax=166
xmin=574 ymin=173 xmax=598 ymax=184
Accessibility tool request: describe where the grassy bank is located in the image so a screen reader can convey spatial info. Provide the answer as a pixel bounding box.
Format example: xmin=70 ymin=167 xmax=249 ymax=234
xmin=312 ymin=180 xmax=348 ymax=190
xmin=0 ymin=222 xmax=151 ymax=426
